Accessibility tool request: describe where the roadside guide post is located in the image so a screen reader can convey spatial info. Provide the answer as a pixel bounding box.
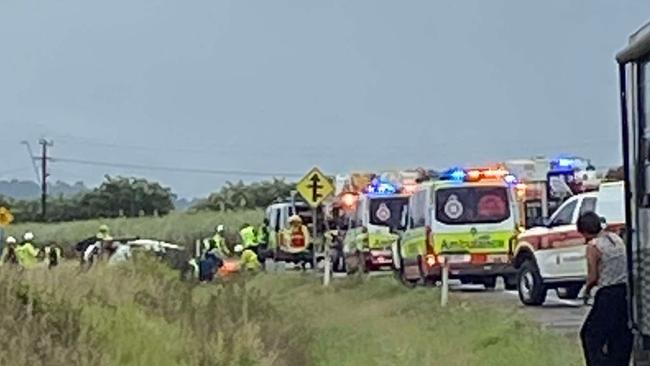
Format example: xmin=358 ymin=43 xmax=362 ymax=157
xmin=296 ymin=167 xmax=334 ymax=286
xmin=439 ymin=250 xmax=471 ymax=307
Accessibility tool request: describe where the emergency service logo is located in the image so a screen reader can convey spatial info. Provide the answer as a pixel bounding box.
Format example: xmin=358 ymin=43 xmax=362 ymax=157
xmin=376 ymin=203 xmax=391 ymax=222
xmin=444 ymin=195 xmax=463 ymax=219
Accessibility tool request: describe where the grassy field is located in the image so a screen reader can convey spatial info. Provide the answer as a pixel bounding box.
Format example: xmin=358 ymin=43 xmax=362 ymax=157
xmin=0 ymin=257 xmax=583 ymax=366
xmin=4 ymin=210 xmax=264 ymax=249
xmin=255 ymin=274 xmax=582 ymax=366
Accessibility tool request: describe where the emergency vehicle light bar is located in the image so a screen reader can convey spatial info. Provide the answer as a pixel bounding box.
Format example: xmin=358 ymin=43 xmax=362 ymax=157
xmin=365 ymin=181 xmax=397 ymax=194
xmin=440 ymin=167 xmax=518 ymax=184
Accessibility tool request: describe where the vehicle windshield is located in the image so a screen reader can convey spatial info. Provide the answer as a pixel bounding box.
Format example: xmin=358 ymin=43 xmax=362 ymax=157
xmin=368 ymin=196 xmax=409 ymax=230
xmin=435 ymin=186 xmax=510 ymax=225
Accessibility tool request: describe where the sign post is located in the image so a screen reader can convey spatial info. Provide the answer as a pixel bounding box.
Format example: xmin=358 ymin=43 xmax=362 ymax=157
xmin=439 ymin=250 xmax=471 ymax=307
xmin=296 ymin=167 xmax=334 ymax=286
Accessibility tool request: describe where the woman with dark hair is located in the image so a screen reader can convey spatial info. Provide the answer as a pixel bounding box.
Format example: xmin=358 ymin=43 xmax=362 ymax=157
xmin=577 ymin=211 xmax=632 ymax=366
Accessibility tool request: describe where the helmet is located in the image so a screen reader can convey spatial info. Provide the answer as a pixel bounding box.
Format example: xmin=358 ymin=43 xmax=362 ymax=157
xmin=6 ymin=236 xmax=16 ymax=244
xmin=289 ymin=215 xmax=302 ymax=224
xmin=23 ymin=232 xmax=34 ymax=241
xmin=99 ymin=224 xmax=109 ymax=233
xmin=216 ymin=225 xmax=225 ymax=232
xmin=234 ymin=244 xmax=244 ymax=253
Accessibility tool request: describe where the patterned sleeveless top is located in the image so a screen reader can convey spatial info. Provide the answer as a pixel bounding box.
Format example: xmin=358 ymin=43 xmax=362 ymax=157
xmin=594 ymin=231 xmax=628 ymax=288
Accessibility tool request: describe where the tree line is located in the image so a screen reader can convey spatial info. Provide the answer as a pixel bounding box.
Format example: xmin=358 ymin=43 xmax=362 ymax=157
xmin=1 ymin=176 xmax=176 ymax=223
xmin=190 ymin=179 xmax=295 ymax=212
xmin=0 ymin=176 xmax=295 ymax=223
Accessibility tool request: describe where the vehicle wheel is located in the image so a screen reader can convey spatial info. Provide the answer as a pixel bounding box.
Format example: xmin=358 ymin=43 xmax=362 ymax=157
xmin=483 ymin=277 xmax=497 ymax=291
xmin=395 ymin=269 xmax=418 ymax=288
xmin=518 ymin=260 xmax=547 ymax=306
xmin=356 ymin=252 xmax=369 ymax=273
xmin=423 ymin=275 xmax=439 ymax=287
xmin=504 ymin=275 xmax=518 ymax=291
xmin=557 ymin=284 xmax=582 ymax=300
xmin=345 ymin=253 xmax=358 ymax=275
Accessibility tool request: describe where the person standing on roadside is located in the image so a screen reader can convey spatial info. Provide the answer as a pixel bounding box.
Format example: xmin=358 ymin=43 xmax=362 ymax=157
xmin=239 ymin=223 xmax=259 ymax=254
xmin=578 ymin=211 xmax=632 ymax=366
xmin=1 ymin=236 xmax=19 ymax=265
xmin=16 ymin=232 xmax=39 ymax=269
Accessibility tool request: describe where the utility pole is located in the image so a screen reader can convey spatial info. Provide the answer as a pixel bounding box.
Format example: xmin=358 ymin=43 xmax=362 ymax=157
xmin=38 ymin=139 xmax=53 ymax=221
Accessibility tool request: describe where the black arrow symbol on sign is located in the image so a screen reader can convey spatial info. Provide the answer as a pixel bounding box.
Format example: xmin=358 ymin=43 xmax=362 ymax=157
xmin=308 ymin=173 xmax=324 ymax=202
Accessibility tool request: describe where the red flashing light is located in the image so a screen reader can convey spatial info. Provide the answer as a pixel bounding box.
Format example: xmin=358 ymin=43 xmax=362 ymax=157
xmin=467 ymin=170 xmax=481 ymax=181
xmin=341 ymin=192 xmax=358 ymax=208
xmin=483 ymin=169 xmax=509 ymax=179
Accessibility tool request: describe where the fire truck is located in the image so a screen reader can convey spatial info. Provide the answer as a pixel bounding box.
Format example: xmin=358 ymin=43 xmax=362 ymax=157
xmin=504 ymin=156 xmax=601 ymax=229
xmin=616 ymin=20 xmax=650 ymax=365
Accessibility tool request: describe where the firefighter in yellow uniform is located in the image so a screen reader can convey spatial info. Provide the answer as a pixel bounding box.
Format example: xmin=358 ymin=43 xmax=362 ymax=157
xmin=281 ymin=215 xmax=311 ymax=252
xmin=16 ymin=232 xmax=39 ymax=268
xmin=234 ymin=244 xmax=261 ymax=272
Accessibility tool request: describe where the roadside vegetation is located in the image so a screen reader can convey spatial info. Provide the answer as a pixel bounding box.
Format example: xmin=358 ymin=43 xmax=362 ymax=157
xmin=0 ymin=255 xmax=582 ymax=366
xmin=255 ymin=274 xmax=582 ymax=366
xmin=6 ymin=210 xmax=264 ymax=250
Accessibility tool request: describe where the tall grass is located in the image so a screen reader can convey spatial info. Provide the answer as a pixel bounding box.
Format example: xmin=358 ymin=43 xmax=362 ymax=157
xmin=0 ymin=260 xmax=582 ymax=366
xmin=6 ymin=210 xmax=264 ymax=248
xmin=0 ymin=258 xmax=309 ymax=366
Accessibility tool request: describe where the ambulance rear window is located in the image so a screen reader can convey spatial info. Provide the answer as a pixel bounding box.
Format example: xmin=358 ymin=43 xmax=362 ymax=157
xmin=369 ymin=196 xmax=409 ymax=230
xmin=435 ymin=186 xmax=510 ymax=225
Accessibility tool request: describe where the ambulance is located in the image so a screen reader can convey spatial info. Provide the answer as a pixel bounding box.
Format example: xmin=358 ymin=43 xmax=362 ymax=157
xmin=395 ymin=166 xmax=520 ymax=288
xmin=341 ymin=177 xmax=411 ymax=273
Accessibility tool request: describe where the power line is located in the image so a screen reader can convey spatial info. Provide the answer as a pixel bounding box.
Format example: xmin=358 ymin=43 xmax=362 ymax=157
xmin=50 ymin=157 xmax=303 ymax=178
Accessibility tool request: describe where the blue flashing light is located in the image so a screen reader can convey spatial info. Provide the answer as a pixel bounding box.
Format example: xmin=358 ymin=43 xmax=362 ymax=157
xmin=449 ymin=169 xmax=467 ymax=181
xmin=504 ymin=174 xmax=517 ymax=185
xmin=366 ymin=181 xmax=397 ymax=195
xmin=551 ymin=157 xmax=576 ymax=172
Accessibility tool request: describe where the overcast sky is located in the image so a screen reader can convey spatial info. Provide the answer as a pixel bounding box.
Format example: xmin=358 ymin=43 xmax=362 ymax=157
xmin=1 ymin=1 xmax=649 ymax=198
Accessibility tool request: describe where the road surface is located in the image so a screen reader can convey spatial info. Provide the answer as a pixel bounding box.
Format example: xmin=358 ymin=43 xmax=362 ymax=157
xmin=455 ymin=285 xmax=588 ymax=335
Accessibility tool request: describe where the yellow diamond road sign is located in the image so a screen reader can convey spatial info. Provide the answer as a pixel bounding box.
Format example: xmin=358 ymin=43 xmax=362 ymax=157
xmin=297 ymin=167 xmax=334 ymax=207
xmin=0 ymin=207 xmax=14 ymax=227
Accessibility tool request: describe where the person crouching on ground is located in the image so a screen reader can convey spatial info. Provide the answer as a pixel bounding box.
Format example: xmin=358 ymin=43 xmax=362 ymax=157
xmin=234 ymin=244 xmax=261 ymax=272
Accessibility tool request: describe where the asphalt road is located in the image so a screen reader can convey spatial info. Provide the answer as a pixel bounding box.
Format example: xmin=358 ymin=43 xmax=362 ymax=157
xmin=455 ymin=285 xmax=588 ymax=335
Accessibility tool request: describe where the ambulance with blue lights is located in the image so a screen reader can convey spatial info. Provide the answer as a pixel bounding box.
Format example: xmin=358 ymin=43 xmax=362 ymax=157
xmin=341 ymin=176 xmax=411 ymax=273
xmin=395 ymin=166 xmax=520 ymax=288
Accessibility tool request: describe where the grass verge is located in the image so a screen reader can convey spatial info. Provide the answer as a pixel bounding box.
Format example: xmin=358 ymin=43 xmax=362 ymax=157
xmin=0 ymin=260 xmax=582 ymax=366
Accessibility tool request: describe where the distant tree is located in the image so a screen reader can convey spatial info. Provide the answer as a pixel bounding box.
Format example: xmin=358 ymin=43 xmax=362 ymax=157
xmin=192 ymin=178 xmax=294 ymax=212
xmin=80 ymin=176 xmax=176 ymax=218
